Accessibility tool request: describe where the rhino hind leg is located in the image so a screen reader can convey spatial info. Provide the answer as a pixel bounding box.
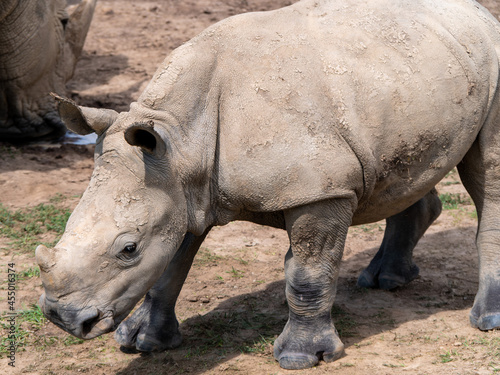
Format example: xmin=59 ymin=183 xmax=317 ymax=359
xmin=274 ymin=199 xmax=353 ymax=369
xmin=115 ymin=232 xmax=208 ymax=352
xmin=458 ymin=131 xmax=500 ymax=331
xmin=357 ymin=189 xmax=442 ymax=290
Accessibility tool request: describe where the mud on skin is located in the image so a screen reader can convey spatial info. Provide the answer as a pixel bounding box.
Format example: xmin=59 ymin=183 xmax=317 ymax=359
xmin=36 ymin=0 xmax=500 ymax=370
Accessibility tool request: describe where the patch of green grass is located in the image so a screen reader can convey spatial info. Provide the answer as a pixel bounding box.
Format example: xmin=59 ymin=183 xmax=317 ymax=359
xmin=490 ymin=363 xmax=500 ymax=373
xmin=0 ymin=201 xmax=71 ymax=253
xmin=0 ymin=317 xmax=27 ymax=355
xmin=424 ymin=335 xmax=440 ymax=343
xmin=424 ymin=301 xmax=449 ymax=308
xmin=63 ymin=335 xmax=85 ymax=346
xmin=383 ymin=362 xmax=405 ymax=368
xmin=332 ymin=305 xmax=357 ymax=338
xmin=0 ymin=145 xmax=18 ymax=159
xmin=236 ymin=257 xmax=249 ymax=265
xmin=439 ymin=349 xmax=456 ymax=363
xmin=340 ymin=362 xmax=355 ymax=367
xmin=18 ymin=266 xmax=40 ymax=280
xmin=227 ymin=267 xmax=245 ymax=279
xmin=465 ymin=336 xmax=500 ymax=357
xmin=445 ymin=169 xmax=458 ymax=178
xmin=17 ymin=304 xmax=46 ymax=329
xmin=354 ymin=223 xmax=385 ymax=233
xmin=49 ymin=193 xmax=67 ymax=204
xmin=0 ymin=303 xmax=91 ymax=357
xmin=241 ymin=334 xmax=274 ymax=354
xmin=185 ymin=311 xmax=282 ymax=359
xmin=439 ymin=193 xmax=472 ymax=210
xmin=193 ymin=247 xmax=222 ymax=267
xmin=32 ymin=335 xmax=59 ymax=349
xmin=0 ymin=304 xmax=46 ymax=356
xmin=441 ymin=181 xmax=461 ymax=186
xmin=371 ymin=309 xmax=396 ymax=326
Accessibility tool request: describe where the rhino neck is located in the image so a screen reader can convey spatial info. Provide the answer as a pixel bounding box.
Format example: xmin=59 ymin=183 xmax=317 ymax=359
xmin=135 ymin=40 xmax=222 ymax=235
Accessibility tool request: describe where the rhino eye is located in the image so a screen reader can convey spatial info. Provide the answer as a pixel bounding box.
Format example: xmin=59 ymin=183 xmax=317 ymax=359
xmin=118 ymin=243 xmax=138 ymax=261
xmin=123 ymin=243 xmax=137 ymax=253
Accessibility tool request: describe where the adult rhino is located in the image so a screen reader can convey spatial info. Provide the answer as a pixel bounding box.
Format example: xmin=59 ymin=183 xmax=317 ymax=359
xmin=36 ymin=0 xmax=500 ymax=369
xmin=0 ymin=0 xmax=96 ymax=141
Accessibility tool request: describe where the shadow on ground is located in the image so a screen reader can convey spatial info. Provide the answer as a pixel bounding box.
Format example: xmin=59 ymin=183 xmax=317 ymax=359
xmin=69 ymin=52 xmax=148 ymax=112
xmin=115 ymin=225 xmax=479 ymax=374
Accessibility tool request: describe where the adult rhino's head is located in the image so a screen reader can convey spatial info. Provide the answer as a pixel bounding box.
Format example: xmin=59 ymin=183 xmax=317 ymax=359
xmin=0 ymin=0 xmax=96 ymax=141
xmin=36 ymin=97 xmax=191 ymax=339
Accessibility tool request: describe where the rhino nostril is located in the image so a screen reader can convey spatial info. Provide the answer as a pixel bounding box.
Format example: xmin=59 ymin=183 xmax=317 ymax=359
xmin=81 ymin=311 xmax=100 ymax=338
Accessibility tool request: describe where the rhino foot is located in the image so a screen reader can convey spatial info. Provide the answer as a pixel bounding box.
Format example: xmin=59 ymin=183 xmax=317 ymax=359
xmin=115 ymin=295 xmax=182 ymax=352
xmin=470 ymin=313 xmax=500 ymax=331
xmin=357 ymin=264 xmax=419 ymax=290
xmin=469 ymin=277 xmax=500 ymax=331
xmin=357 ymin=190 xmax=441 ymax=291
xmin=273 ymin=316 xmax=344 ymax=370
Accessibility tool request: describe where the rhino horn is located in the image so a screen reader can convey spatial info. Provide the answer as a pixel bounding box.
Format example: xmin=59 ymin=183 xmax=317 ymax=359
xmin=35 ymin=244 xmax=57 ymax=273
xmin=52 ymin=94 xmax=118 ymax=135
xmin=62 ymin=0 xmax=97 ymax=81
xmin=124 ymin=121 xmax=167 ymax=157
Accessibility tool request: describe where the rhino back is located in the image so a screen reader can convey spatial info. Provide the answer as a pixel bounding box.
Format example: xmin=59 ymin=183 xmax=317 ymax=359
xmin=200 ymin=0 xmax=500 ymax=220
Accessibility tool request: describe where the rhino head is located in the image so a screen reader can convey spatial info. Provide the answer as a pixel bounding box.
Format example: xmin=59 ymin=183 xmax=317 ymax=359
xmin=35 ymin=97 xmax=192 ymax=339
xmin=0 ymin=0 xmax=96 ymax=141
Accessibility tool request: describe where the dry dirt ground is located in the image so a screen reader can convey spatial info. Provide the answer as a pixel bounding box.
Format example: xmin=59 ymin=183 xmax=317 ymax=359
xmin=2 ymin=0 xmax=500 ymax=374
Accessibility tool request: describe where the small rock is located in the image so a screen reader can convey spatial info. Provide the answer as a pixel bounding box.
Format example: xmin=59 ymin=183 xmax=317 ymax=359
xmin=102 ymin=7 xmax=114 ymax=15
xmin=186 ymin=296 xmax=198 ymax=302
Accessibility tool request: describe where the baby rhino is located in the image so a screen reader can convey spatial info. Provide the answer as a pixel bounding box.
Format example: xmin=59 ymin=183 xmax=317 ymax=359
xmin=36 ymin=0 xmax=500 ymax=370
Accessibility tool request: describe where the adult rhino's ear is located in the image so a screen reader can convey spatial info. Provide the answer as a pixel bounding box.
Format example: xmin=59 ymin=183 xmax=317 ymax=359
xmin=124 ymin=121 xmax=167 ymax=158
xmin=51 ymin=93 xmax=118 ymax=135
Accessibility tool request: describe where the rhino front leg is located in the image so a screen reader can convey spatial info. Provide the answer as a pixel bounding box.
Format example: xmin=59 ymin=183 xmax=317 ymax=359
xmin=115 ymin=231 xmax=209 ymax=352
xmin=274 ymin=198 xmax=353 ymax=370
xmin=357 ymin=189 xmax=442 ymax=290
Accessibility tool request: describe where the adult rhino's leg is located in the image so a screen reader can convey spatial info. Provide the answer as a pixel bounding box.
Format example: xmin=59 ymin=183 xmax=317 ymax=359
xmin=115 ymin=231 xmax=209 ymax=352
xmin=274 ymin=198 xmax=353 ymax=370
xmin=458 ymin=129 xmax=500 ymax=331
xmin=357 ymin=189 xmax=442 ymax=290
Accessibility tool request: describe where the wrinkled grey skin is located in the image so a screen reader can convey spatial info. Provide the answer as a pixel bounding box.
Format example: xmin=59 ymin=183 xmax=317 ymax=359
xmin=36 ymin=0 xmax=500 ymax=370
xmin=0 ymin=0 xmax=96 ymax=141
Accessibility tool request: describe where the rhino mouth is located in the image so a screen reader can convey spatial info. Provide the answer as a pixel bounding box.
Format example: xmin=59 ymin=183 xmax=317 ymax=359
xmin=39 ymin=294 xmax=117 ymax=339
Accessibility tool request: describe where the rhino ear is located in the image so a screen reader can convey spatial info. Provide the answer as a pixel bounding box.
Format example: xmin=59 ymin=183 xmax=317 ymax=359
xmin=124 ymin=121 xmax=167 ymax=157
xmin=52 ymin=93 xmax=118 ymax=135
